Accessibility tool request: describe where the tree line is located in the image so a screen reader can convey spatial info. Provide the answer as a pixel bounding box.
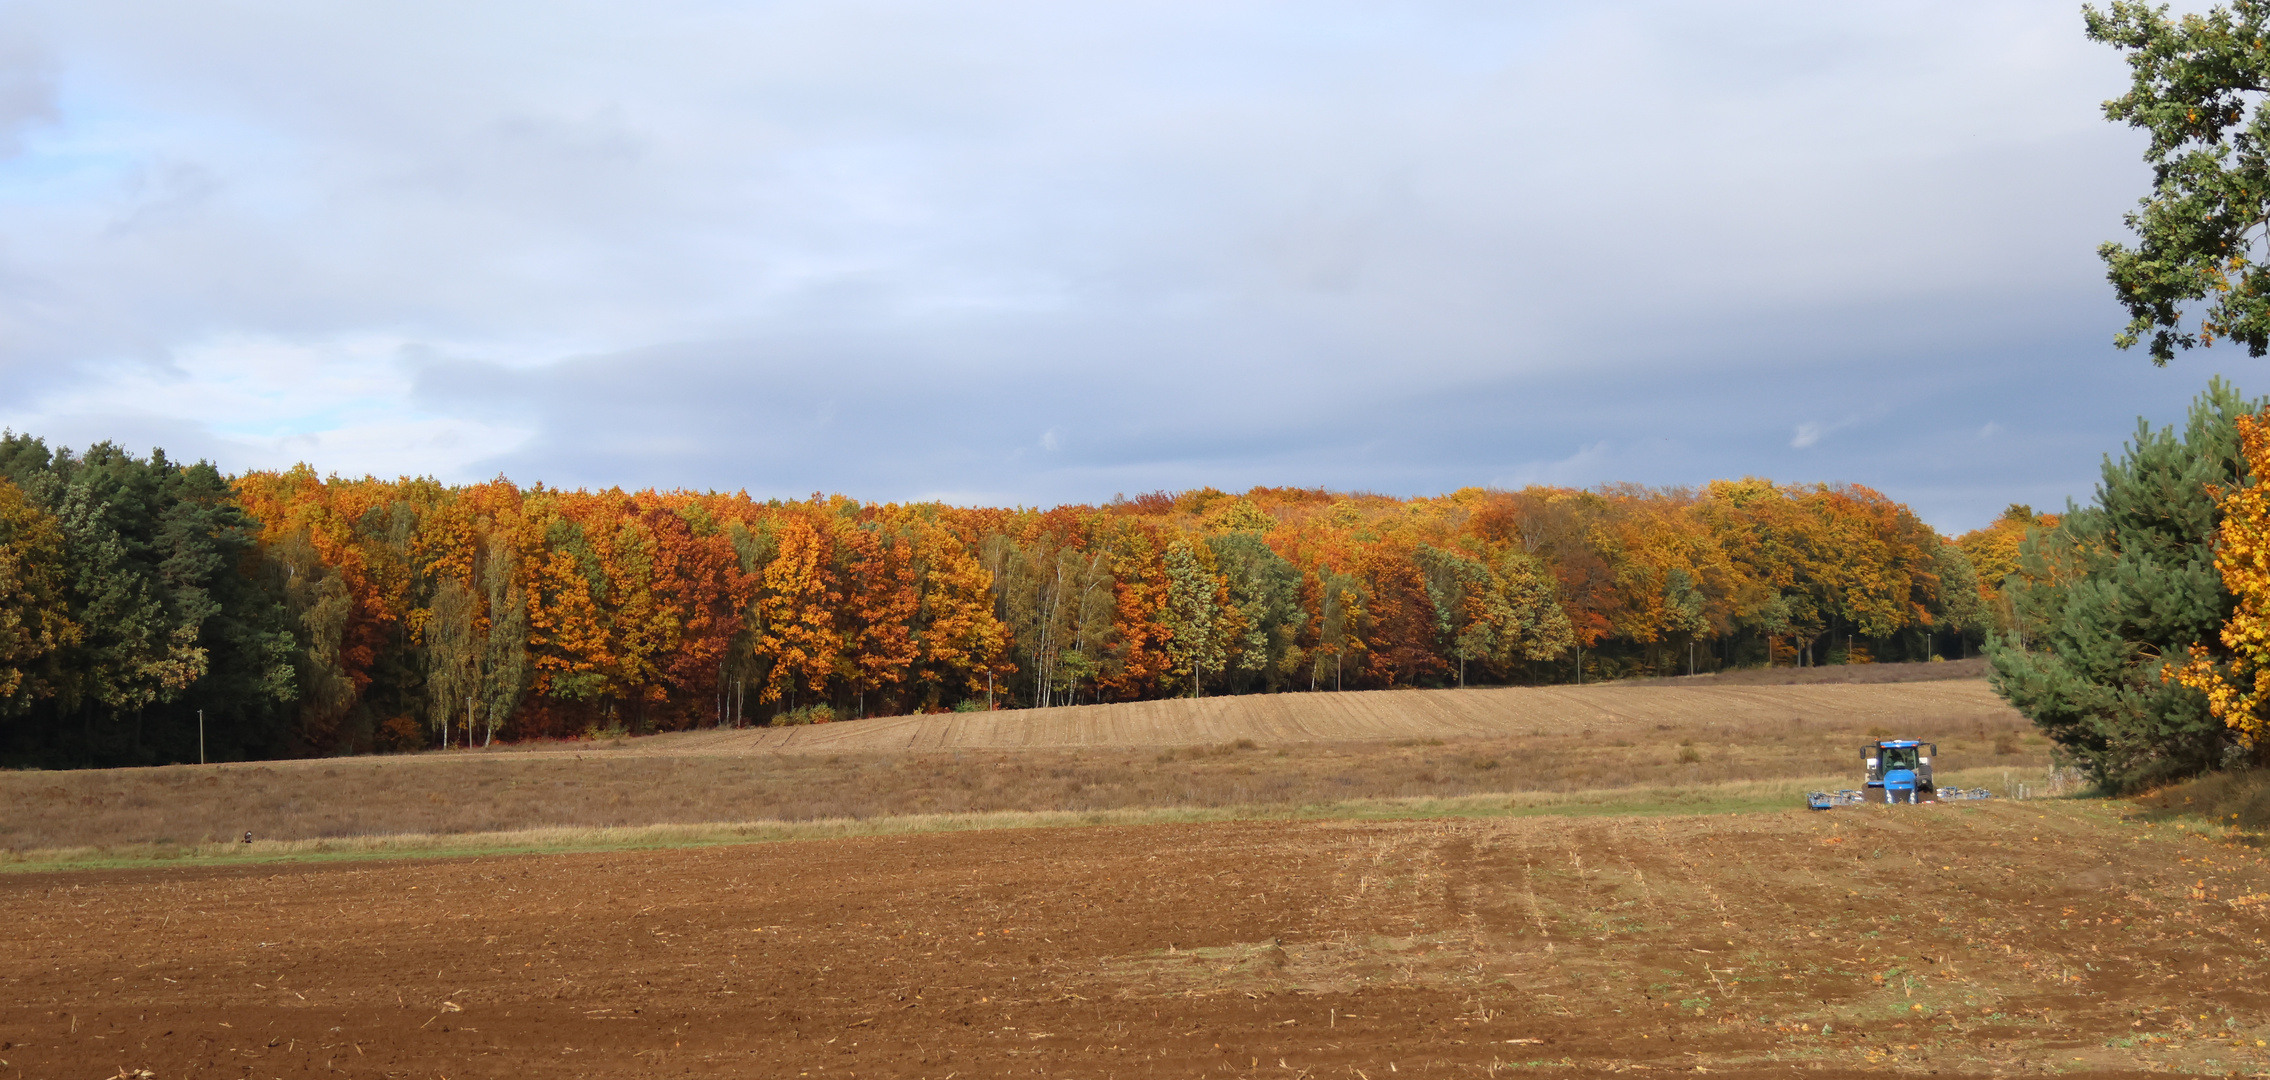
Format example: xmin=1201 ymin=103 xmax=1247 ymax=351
xmin=0 ymin=432 xmax=2008 ymax=766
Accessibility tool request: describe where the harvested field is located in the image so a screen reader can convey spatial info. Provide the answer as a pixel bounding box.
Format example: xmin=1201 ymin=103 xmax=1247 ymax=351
xmin=610 ymin=664 xmax=2008 ymax=754
xmin=0 ymin=676 xmax=2040 ymax=855
xmin=6 ymin=798 xmax=2269 ymax=1077
xmin=1667 ymin=655 xmax=1990 ymax=686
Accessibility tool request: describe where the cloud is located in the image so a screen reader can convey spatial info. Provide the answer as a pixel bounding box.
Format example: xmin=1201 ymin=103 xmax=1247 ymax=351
xmin=0 ymin=0 xmax=2201 ymax=531
xmin=0 ymin=24 xmax=56 ymax=158
xmin=0 ymin=333 xmax=534 ymax=478
xmin=1493 ymin=442 xmax=1617 ymax=490
xmin=1792 ymin=412 xmax=1872 ymax=450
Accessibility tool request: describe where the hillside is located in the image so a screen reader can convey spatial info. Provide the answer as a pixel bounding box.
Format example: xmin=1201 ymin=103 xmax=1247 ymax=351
xmin=545 ymin=660 xmax=2016 ymax=756
xmin=0 ymin=666 xmax=2038 ymax=854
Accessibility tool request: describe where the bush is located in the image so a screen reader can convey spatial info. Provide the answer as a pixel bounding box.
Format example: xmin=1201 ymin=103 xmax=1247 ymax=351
xmin=378 ymin=715 xmax=427 ymax=752
xmin=772 ymin=703 xmax=836 ymax=726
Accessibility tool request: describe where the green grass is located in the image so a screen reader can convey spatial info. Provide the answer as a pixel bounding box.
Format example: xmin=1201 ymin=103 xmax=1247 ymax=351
xmin=0 ymin=767 xmax=2032 ymax=874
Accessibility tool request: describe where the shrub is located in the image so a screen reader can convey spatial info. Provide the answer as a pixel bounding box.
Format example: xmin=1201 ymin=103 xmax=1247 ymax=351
xmin=772 ymin=703 xmax=837 ymax=726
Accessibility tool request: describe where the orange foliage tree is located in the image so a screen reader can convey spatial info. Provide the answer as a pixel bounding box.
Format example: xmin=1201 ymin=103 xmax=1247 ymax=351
xmin=212 ymin=469 xmax=1978 ymax=744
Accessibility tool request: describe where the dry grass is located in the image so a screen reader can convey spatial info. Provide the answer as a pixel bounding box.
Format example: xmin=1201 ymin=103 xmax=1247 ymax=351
xmin=2136 ymin=768 xmax=2270 ymax=832
xmin=1637 ymin=654 xmax=1990 ymax=686
xmin=0 ymin=676 xmax=2048 ymax=856
xmin=552 ymin=663 xmax=2019 ymax=753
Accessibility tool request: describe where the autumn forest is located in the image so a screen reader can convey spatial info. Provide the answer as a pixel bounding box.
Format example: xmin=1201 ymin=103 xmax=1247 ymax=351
xmin=0 ymin=433 xmax=2029 ymax=767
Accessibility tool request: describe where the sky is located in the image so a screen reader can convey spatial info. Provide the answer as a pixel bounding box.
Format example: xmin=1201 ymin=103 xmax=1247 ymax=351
xmin=0 ymin=0 xmax=2241 ymax=533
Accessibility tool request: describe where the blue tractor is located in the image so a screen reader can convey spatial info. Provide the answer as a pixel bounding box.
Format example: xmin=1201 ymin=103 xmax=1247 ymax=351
xmin=1808 ymin=739 xmax=1986 ymax=809
xmin=1864 ymin=739 xmax=1934 ymax=803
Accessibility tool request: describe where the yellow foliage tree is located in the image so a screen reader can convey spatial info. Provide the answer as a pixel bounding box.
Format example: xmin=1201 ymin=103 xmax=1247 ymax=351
xmin=0 ymin=479 xmax=78 ymax=714
xmin=2175 ymin=411 xmax=2270 ymax=745
xmin=909 ymin=515 xmax=1009 ymax=704
xmin=751 ymin=512 xmax=842 ymax=705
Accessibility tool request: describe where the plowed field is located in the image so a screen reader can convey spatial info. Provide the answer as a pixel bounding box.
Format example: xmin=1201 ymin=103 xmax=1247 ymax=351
xmin=6 ymin=798 xmax=2267 ymax=1078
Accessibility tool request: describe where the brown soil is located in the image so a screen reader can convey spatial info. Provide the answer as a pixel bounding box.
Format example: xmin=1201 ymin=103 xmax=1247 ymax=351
xmin=4 ymin=800 xmax=2266 ymax=1078
xmin=0 ymin=681 xmax=2039 ymax=851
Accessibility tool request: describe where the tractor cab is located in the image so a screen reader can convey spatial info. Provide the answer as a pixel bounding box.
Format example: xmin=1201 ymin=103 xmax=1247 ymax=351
xmin=1864 ymin=740 xmax=1935 ymax=804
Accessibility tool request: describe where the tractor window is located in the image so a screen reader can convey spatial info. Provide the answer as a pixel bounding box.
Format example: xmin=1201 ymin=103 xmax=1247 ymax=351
xmin=1880 ymin=746 xmax=1919 ymax=771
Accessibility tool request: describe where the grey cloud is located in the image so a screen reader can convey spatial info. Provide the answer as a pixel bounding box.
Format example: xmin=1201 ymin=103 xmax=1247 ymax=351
xmin=396 ymin=282 xmax=2213 ymax=536
xmin=0 ymin=26 xmax=55 ymax=158
xmin=0 ymin=0 xmax=2219 ymax=533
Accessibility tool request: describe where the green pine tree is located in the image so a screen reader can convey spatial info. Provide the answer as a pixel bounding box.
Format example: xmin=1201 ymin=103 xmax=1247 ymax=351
xmin=1986 ymin=378 xmax=2259 ymax=790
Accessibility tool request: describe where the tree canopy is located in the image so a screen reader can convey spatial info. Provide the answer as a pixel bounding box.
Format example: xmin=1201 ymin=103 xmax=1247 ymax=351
xmin=2088 ymin=1 xmax=2270 ymax=362
xmin=0 ymin=436 xmax=1993 ymax=766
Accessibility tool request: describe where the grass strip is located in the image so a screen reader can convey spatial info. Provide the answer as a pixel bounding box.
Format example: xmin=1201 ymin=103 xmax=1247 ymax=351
xmin=0 ymin=768 xmax=2032 ymax=874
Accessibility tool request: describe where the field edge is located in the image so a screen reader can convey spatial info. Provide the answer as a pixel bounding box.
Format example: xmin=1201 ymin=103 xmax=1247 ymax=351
xmin=0 ymin=767 xmax=2032 ymax=874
